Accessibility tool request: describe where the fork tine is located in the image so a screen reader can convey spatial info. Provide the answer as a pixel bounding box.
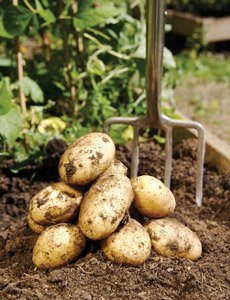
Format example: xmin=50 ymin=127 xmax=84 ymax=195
xmin=164 ymin=126 xmax=173 ymax=188
xmin=162 ymin=115 xmax=205 ymax=205
xmin=130 ymin=124 xmax=140 ymax=178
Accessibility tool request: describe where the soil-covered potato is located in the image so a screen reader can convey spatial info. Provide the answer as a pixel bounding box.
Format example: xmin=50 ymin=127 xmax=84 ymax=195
xmin=101 ymin=219 xmax=151 ymax=266
xmin=27 ymin=213 xmax=47 ymax=234
xmin=131 ymin=175 xmax=176 ymax=218
xmin=145 ymin=218 xmax=202 ymax=261
xmin=32 ymin=223 xmax=86 ymax=269
xmin=29 ymin=182 xmax=83 ymax=225
xmin=59 ymin=132 xmax=115 ymax=185
xmin=78 ymin=174 xmax=134 ymax=240
xmin=102 ymin=159 xmax=128 ymax=176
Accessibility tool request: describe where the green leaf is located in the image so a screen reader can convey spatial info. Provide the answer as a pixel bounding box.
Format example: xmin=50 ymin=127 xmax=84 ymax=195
xmin=163 ymin=48 xmax=176 ymax=69
xmin=35 ymin=0 xmax=56 ymax=25
xmin=87 ymin=57 xmax=105 ymax=76
xmin=0 ymin=17 xmax=13 ymax=39
xmin=19 ymin=77 xmax=44 ymax=103
xmin=74 ymin=4 xmax=122 ymax=30
xmin=77 ymin=0 xmax=93 ymax=14
xmin=10 ymin=150 xmax=43 ymax=173
xmin=0 ymin=79 xmax=13 ymax=116
xmin=0 ymin=107 xmax=22 ymax=145
xmin=153 ymin=135 xmax=166 ymax=144
xmin=0 ymin=152 xmax=10 ymax=160
xmin=0 ymin=58 xmax=13 ymax=67
xmin=3 ymin=5 xmax=33 ymax=36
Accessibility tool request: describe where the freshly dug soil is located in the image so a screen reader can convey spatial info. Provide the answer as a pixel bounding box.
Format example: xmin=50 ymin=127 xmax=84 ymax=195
xmin=0 ymin=139 xmax=229 ymax=300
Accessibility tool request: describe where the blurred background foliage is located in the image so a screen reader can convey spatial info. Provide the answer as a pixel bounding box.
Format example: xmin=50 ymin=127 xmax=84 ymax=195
xmin=0 ymin=0 xmax=229 ymax=171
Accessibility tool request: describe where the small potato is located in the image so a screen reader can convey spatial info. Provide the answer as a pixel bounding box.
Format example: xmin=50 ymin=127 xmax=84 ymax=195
xmin=78 ymin=174 xmax=134 ymax=240
xmin=101 ymin=219 xmax=151 ymax=266
xmin=29 ymin=182 xmax=83 ymax=225
xmin=131 ymin=175 xmax=175 ymax=218
xmin=32 ymin=223 xmax=86 ymax=269
xmin=102 ymin=159 xmax=127 ymax=176
xmin=145 ymin=218 xmax=202 ymax=261
xmin=27 ymin=213 xmax=46 ymax=234
xmin=59 ymin=132 xmax=115 ymax=185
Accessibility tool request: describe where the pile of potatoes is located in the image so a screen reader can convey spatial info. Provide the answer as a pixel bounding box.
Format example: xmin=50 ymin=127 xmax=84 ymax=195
xmin=28 ymin=132 xmax=202 ymax=269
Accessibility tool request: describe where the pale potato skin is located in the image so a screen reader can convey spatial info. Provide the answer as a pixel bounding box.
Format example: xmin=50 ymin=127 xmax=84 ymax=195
xmin=32 ymin=223 xmax=86 ymax=269
xmin=78 ymin=174 xmax=134 ymax=240
xmin=145 ymin=218 xmax=202 ymax=261
xmin=27 ymin=213 xmax=46 ymax=234
xmin=59 ymin=132 xmax=115 ymax=185
xmin=29 ymin=182 xmax=83 ymax=225
xmin=102 ymin=159 xmax=128 ymax=176
xmin=101 ymin=219 xmax=151 ymax=266
xmin=131 ymin=175 xmax=176 ymax=218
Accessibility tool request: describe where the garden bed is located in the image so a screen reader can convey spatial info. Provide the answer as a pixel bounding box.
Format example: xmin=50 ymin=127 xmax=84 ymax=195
xmin=167 ymin=9 xmax=230 ymax=43
xmin=0 ymin=139 xmax=230 ymax=299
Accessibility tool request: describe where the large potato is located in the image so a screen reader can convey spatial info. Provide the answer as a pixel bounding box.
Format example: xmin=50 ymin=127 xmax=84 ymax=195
xmin=59 ymin=132 xmax=115 ymax=185
xmin=102 ymin=159 xmax=127 ymax=176
xmin=101 ymin=219 xmax=151 ymax=266
xmin=145 ymin=218 xmax=202 ymax=261
xmin=27 ymin=213 xmax=47 ymax=234
xmin=29 ymin=182 xmax=83 ymax=225
xmin=78 ymin=174 xmax=134 ymax=240
xmin=131 ymin=175 xmax=176 ymax=218
xmin=32 ymin=223 xmax=86 ymax=269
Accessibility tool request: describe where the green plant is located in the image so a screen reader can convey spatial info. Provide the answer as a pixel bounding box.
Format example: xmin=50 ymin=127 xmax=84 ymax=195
xmin=0 ymin=0 xmax=178 ymax=170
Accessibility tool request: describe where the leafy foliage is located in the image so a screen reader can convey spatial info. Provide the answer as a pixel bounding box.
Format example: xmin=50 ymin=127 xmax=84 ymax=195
xmin=19 ymin=77 xmax=44 ymax=103
xmin=0 ymin=0 xmax=178 ymax=169
xmin=0 ymin=79 xmax=22 ymax=145
xmin=3 ymin=5 xmax=34 ymax=36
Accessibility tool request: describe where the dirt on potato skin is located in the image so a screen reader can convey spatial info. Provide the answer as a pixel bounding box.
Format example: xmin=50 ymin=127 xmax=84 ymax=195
xmin=0 ymin=139 xmax=230 ymax=300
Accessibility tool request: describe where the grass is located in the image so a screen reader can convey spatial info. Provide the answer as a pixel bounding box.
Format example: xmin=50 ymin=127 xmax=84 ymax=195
xmin=175 ymin=51 xmax=230 ymax=83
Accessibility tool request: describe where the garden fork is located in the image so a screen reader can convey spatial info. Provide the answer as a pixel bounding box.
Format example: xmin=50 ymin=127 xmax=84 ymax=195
xmin=104 ymin=0 xmax=205 ymax=206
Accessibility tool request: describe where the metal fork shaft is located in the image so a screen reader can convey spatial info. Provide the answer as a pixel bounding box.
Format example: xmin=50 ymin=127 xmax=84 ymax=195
xmin=146 ymin=0 xmax=166 ymax=126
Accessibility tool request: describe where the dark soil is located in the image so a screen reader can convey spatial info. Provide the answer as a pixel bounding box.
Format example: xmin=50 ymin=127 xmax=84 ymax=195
xmin=0 ymin=139 xmax=229 ymax=300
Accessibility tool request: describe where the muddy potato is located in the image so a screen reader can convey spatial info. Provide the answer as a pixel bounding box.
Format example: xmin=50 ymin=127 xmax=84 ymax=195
xmin=59 ymin=132 xmax=115 ymax=185
xmin=27 ymin=213 xmax=47 ymax=234
xmin=145 ymin=218 xmax=202 ymax=261
xmin=29 ymin=182 xmax=83 ymax=225
xmin=102 ymin=159 xmax=127 ymax=176
xmin=78 ymin=174 xmax=134 ymax=240
xmin=101 ymin=219 xmax=151 ymax=266
xmin=32 ymin=223 xmax=86 ymax=269
xmin=131 ymin=175 xmax=176 ymax=218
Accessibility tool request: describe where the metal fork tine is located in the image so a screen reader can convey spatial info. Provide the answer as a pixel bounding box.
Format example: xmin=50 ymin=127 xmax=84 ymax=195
xmin=104 ymin=0 xmax=205 ymax=206
xmin=164 ymin=126 xmax=173 ymax=188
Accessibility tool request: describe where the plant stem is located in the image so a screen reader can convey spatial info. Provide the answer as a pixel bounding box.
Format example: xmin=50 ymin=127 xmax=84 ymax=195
xmin=13 ymin=0 xmax=26 ymax=115
xmin=58 ymin=2 xmax=77 ymax=116
xmin=23 ymin=0 xmax=37 ymax=14
xmin=41 ymin=29 xmax=51 ymax=66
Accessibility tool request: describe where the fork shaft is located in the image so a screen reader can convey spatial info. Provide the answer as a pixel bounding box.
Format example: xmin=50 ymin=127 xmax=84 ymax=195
xmin=146 ymin=0 xmax=166 ymax=126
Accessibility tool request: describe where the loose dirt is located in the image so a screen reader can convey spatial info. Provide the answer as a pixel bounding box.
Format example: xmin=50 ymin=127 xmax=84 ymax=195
xmin=0 ymin=139 xmax=229 ymax=300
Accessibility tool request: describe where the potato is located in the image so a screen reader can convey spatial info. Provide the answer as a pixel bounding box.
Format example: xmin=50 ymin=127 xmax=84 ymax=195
xmin=78 ymin=174 xmax=134 ymax=240
xmin=59 ymin=132 xmax=115 ymax=185
xmin=32 ymin=223 xmax=86 ymax=269
xmin=102 ymin=159 xmax=127 ymax=176
xmin=131 ymin=175 xmax=176 ymax=218
xmin=27 ymin=213 xmax=46 ymax=234
xmin=101 ymin=219 xmax=151 ymax=266
xmin=29 ymin=182 xmax=83 ymax=225
xmin=145 ymin=218 xmax=202 ymax=261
